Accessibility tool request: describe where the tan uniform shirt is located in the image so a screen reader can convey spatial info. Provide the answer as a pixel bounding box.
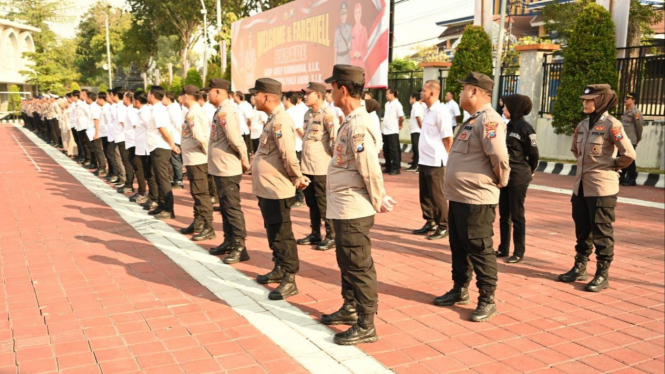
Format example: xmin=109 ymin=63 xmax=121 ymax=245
xmin=620 ymin=106 xmax=644 ymax=145
xmin=301 ymin=106 xmax=340 ymax=176
xmin=444 ymin=103 xmax=510 ymax=205
xmin=252 ymin=105 xmax=302 ymax=199
xmin=571 ymin=113 xmax=636 ymax=197
xmin=181 ymin=103 xmax=209 ymax=166
xmin=208 ymin=99 xmax=247 ymax=177
xmin=326 ymin=106 xmax=385 ymax=220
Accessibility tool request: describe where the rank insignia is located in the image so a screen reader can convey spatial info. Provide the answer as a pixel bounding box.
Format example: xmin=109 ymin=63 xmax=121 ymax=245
xmin=218 ymin=112 xmax=227 ymax=126
xmin=485 ymin=122 xmax=498 ymax=139
xmin=336 ymin=144 xmax=343 ymax=152
xmin=188 ymin=121 xmax=195 ymax=128
xmin=635 ymin=113 xmax=640 ymax=119
xmin=469 ymin=119 xmax=476 ymax=125
xmin=595 ymin=126 xmax=604 ymax=131
xmin=610 ymin=126 xmax=623 ymax=141
xmin=353 ymin=133 xmax=365 ymax=153
xmin=459 ymin=132 xmax=468 ymax=140
xmin=274 ymin=123 xmax=282 ymax=138
xmin=336 ymin=155 xmax=342 ymax=164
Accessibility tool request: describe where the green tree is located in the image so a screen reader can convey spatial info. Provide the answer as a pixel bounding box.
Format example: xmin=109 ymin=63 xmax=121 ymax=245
xmin=70 ymin=82 xmax=81 ymax=91
xmin=185 ymin=68 xmax=203 ymax=87
xmin=627 ymin=0 xmax=663 ymax=52
xmin=446 ymin=25 xmax=493 ymax=101
xmin=207 ymin=63 xmax=222 ymax=80
xmin=8 ymin=85 xmax=22 ymax=116
xmin=169 ymin=76 xmax=184 ymax=94
xmin=552 ymin=3 xmax=618 ymax=135
xmin=99 ymin=84 xmax=108 ymax=93
xmin=389 ymin=58 xmax=420 ymax=75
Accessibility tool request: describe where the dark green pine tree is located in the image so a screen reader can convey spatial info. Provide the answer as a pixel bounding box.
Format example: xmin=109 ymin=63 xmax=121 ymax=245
xmin=185 ymin=68 xmax=203 ymax=88
xmin=446 ymin=25 xmax=493 ymax=102
xmin=552 ymin=3 xmax=618 ymax=135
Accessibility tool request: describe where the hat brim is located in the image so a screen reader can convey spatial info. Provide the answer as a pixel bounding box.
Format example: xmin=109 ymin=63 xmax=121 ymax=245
xmin=248 ymin=87 xmax=259 ymax=94
xmin=579 ymin=94 xmax=600 ymax=99
xmin=324 ymin=76 xmax=337 ymax=84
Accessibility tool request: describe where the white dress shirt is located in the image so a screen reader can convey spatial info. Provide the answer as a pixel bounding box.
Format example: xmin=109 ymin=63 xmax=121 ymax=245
xmin=237 ymin=101 xmax=253 ymax=135
xmin=368 ymin=110 xmax=383 ymax=152
xmin=166 ymin=102 xmax=183 ymax=145
xmin=382 ymin=99 xmax=405 ymax=135
xmin=203 ymin=102 xmax=216 ymax=126
xmin=134 ymin=105 xmax=151 ymax=155
xmin=418 ymin=100 xmax=454 ymax=167
xmin=147 ymin=102 xmax=172 ymax=152
xmin=445 ymin=99 xmax=461 ymax=128
xmin=68 ymin=101 xmax=78 ymax=130
xmin=409 ymin=101 xmax=424 ymax=134
xmin=250 ymin=109 xmax=267 ymax=139
xmin=99 ymin=103 xmax=110 ymax=138
xmin=286 ymin=105 xmax=305 ymax=152
xmin=87 ymin=102 xmax=101 ymax=141
xmin=124 ymin=105 xmax=137 ymax=149
xmin=115 ymin=102 xmax=127 ymax=143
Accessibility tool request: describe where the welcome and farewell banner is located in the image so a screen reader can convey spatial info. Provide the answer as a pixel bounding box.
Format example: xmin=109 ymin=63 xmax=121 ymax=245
xmin=231 ymin=0 xmax=389 ymax=93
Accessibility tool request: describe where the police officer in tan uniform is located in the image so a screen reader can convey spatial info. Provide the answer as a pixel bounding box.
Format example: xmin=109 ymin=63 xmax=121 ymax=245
xmin=321 ymin=65 xmax=396 ymax=345
xmin=435 ymin=72 xmax=510 ymax=323
xmin=296 ymin=82 xmax=340 ymax=251
xmin=251 ymin=78 xmax=310 ymax=300
xmin=619 ymin=92 xmax=643 ymax=186
xmin=178 ymin=85 xmax=215 ymax=242
xmin=205 ymin=79 xmax=251 ymax=264
xmin=559 ymin=84 xmax=635 ymax=293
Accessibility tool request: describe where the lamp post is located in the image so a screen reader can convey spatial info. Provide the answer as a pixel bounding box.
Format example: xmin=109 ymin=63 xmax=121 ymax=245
xmin=217 ymin=0 xmax=226 ymax=77
xmin=491 ymin=0 xmax=507 ymax=108
xmin=105 ymin=5 xmax=113 ymax=89
xmin=200 ymin=0 xmax=208 ymax=85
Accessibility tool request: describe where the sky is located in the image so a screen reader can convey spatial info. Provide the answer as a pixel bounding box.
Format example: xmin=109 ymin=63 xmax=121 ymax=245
xmin=48 ymin=0 xmax=474 ymax=59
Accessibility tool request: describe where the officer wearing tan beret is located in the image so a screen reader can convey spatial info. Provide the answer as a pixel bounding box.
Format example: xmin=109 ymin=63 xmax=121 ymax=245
xmin=559 ymin=84 xmax=635 ymax=293
xmin=321 ymin=65 xmax=396 ymax=346
xmin=205 ymin=79 xmax=251 ymax=264
xmin=435 ymin=72 xmax=510 ymax=323
xmin=251 ymin=78 xmax=310 ymax=300
xmin=296 ymin=82 xmax=340 ymax=251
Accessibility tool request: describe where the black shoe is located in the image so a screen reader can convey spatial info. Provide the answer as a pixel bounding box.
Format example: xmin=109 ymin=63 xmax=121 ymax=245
xmin=297 ymin=233 xmax=322 ymax=245
xmin=143 ymin=201 xmax=158 ymax=211
xmin=315 ymin=237 xmax=335 ymax=251
xmin=181 ymin=220 xmax=204 ymax=235
xmin=129 ymin=193 xmax=140 ymax=202
xmin=223 ymin=242 xmax=250 ymax=264
xmin=495 ymin=249 xmax=509 ymax=258
xmin=117 ymin=186 xmax=133 ymax=194
xmin=433 ymin=287 xmax=470 ymax=306
xmin=405 ymin=166 xmax=418 ymax=172
xmin=192 ymin=224 xmax=216 ymax=241
xmin=135 ymin=195 xmax=149 ymax=205
xmin=412 ymin=222 xmax=437 ymax=235
xmin=470 ymin=290 xmax=497 ymax=322
xmin=333 ymin=314 xmax=378 ymax=345
xmin=389 ymin=169 xmax=400 ymax=175
xmin=154 ymin=211 xmax=175 ymax=220
xmin=257 ymin=265 xmax=284 ymax=284
xmin=585 ymin=260 xmax=610 ymax=292
xmin=506 ymin=254 xmax=523 ymax=263
xmin=427 ymin=228 xmax=448 ymax=240
xmin=558 ymin=255 xmax=588 ymax=282
xmin=148 ymin=207 xmax=164 ymax=216
xmin=321 ymin=303 xmax=358 ymax=325
xmin=268 ymin=273 xmax=298 ymax=300
xmin=109 ymin=176 xmax=119 ymax=183
xmin=620 ymin=180 xmax=636 ymax=186
xmin=114 ymin=180 xmax=126 ymax=188
xmin=382 ymin=168 xmax=391 ymax=174
xmin=209 ymin=239 xmax=233 ymax=256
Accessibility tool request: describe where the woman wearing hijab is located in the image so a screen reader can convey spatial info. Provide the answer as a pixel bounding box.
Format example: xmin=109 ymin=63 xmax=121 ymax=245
xmin=558 ymin=84 xmax=635 ymax=293
xmin=495 ymin=94 xmax=538 ymax=264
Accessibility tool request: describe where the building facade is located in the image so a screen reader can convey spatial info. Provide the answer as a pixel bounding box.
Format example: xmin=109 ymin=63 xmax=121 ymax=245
xmin=0 ymin=18 xmax=38 ymax=94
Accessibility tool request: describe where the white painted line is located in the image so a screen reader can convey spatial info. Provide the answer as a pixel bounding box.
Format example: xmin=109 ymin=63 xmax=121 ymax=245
xmin=12 ymin=133 xmax=41 ymax=171
xmin=16 ymin=124 xmax=393 ymax=374
xmin=560 ymin=163 xmax=572 ymax=176
xmin=543 ymin=162 xmax=556 ymax=174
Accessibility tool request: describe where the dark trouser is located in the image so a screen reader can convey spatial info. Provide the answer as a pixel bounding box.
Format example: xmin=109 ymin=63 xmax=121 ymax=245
xmin=117 ymin=142 xmax=133 ymax=187
xmin=48 ymin=119 xmax=60 ymax=146
xmin=334 ymin=216 xmax=377 ymax=315
xmin=105 ymin=140 xmax=119 ymax=177
xmin=134 ymin=153 xmax=151 ymax=197
xmin=620 ymin=144 xmax=638 ymax=183
xmin=72 ymin=128 xmax=82 ymax=158
xmin=258 ymin=197 xmax=299 ymax=274
xmin=92 ymin=138 xmax=106 ymax=171
xmin=243 ymin=134 xmax=252 ymax=159
xmin=208 ymin=174 xmax=217 ymax=199
xmin=151 ymin=148 xmax=174 ymax=213
xmin=449 ymin=201 xmax=498 ymax=292
xmin=499 ymin=183 xmax=529 ymax=257
xmin=170 ymin=150 xmax=183 ymax=182
xmin=383 ymin=134 xmax=401 ymax=171
xmin=186 ymin=164 xmax=213 ymax=224
xmin=303 ymin=174 xmax=333 ymax=236
xmin=295 ymin=151 xmax=304 ymax=202
xmin=78 ymin=131 xmax=92 ymax=163
xmin=23 ymin=114 xmax=31 ymax=130
xmin=252 ymin=138 xmax=260 ymax=155
xmin=410 ymin=132 xmax=420 ymax=167
xmin=418 ymin=165 xmax=448 ymax=229
xmin=215 ymin=175 xmax=247 ymax=242
xmin=571 ymin=185 xmax=616 ymax=263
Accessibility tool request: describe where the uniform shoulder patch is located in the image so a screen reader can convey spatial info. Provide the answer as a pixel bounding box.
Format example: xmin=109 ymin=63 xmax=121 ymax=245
xmin=218 ymin=112 xmax=227 ymax=126
xmin=325 ymin=115 xmax=334 ymax=128
xmin=610 ymin=125 xmax=624 ymax=141
xmin=529 ymin=133 xmax=538 ymax=147
xmin=353 ymin=133 xmax=365 ymax=153
xmin=634 ymin=112 xmax=640 ymax=119
xmin=485 ymin=122 xmax=499 ymax=139
xmin=274 ymin=123 xmax=283 ymax=138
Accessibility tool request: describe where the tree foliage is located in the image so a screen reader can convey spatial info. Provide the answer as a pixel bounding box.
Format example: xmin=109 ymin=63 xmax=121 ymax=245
xmin=8 ymin=85 xmax=22 ymax=115
xmin=99 ymin=84 xmax=108 ymax=93
xmin=552 ymin=3 xmax=618 ymax=135
xmin=70 ymin=82 xmax=81 ymax=91
xmin=446 ymin=25 xmax=493 ymax=101
xmin=185 ymin=68 xmax=203 ymax=88
xmin=167 ymin=76 xmax=184 ymax=95
xmin=627 ymin=0 xmax=663 ymax=51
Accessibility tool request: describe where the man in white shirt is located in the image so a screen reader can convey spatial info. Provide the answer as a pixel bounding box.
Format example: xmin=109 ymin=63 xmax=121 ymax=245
xmin=75 ymin=90 xmax=95 ymax=167
xmin=234 ymin=91 xmax=254 ymax=160
xmin=412 ymin=80 xmax=454 ymax=240
xmin=132 ymin=91 xmax=159 ymax=209
xmin=101 ymin=91 xmax=122 ymax=184
xmin=111 ymin=88 xmax=134 ymax=193
xmin=407 ymin=93 xmax=424 ymax=172
xmin=146 ymin=86 xmax=180 ymax=220
xmin=284 ymin=91 xmax=306 ymax=207
xmin=199 ymin=92 xmax=217 ymax=127
xmin=164 ymin=92 xmax=184 ymax=189
xmin=444 ymin=91 xmax=461 ymax=131
xmin=249 ymin=94 xmax=267 ymax=155
xmin=88 ymin=92 xmax=107 ymax=176
xmin=68 ymin=93 xmax=83 ymax=162
xmin=382 ymin=88 xmax=405 ymax=175
xmin=325 ymin=89 xmax=345 ymax=124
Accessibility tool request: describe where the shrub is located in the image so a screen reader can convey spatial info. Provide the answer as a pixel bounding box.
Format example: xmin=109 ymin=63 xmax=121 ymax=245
xmin=446 ymin=25 xmax=493 ymax=102
xmin=185 ymin=68 xmax=203 ymax=88
xmin=8 ymin=85 xmax=21 ymax=116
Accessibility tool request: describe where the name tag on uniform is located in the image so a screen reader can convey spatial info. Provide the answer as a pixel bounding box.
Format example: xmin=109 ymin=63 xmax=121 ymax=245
xmin=509 ymin=132 xmax=521 ymax=140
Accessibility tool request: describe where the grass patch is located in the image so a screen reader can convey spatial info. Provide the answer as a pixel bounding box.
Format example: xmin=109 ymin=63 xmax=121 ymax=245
xmin=539 ymin=157 xmax=664 ymax=174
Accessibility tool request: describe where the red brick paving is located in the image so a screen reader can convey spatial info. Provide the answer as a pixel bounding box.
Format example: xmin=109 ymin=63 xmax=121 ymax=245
xmin=2 ymin=123 xmax=664 ymax=373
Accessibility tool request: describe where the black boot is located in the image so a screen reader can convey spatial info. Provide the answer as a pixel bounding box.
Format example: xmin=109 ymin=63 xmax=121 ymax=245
xmin=223 ymin=241 xmax=250 ymax=264
xmin=180 ymin=218 xmax=204 ymax=235
xmin=585 ymin=260 xmax=610 ymax=292
xmin=321 ymin=303 xmax=358 ymax=325
xmin=315 ymin=233 xmax=335 ymax=251
xmin=427 ymin=228 xmax=449 ymax=240
xmin=412 ymin=221 xmax=437 ymax=235
xmin=297 ymin=233 xmax=322 ymax=245
xmin=192 ymin=223 xmax=216 ymax=241
xmin=433 ymin=286 xmax=470 ymax=306
xmin=558 ymin=255 xmax=588 ymax=282
xmin=257 ymin=265 xmax=284 ymax=284
xmin=268 ymin=273 xmax=298 ymax=300
xmin=470 ymin=290 xmax=497 ymax=322
xmin=494 ymin=246 xmax=509 ymax=257
xmin=333 ymin=314 xmax=378 ymax=345
xmin=209 ymin=238 xmax=232 ymax=256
